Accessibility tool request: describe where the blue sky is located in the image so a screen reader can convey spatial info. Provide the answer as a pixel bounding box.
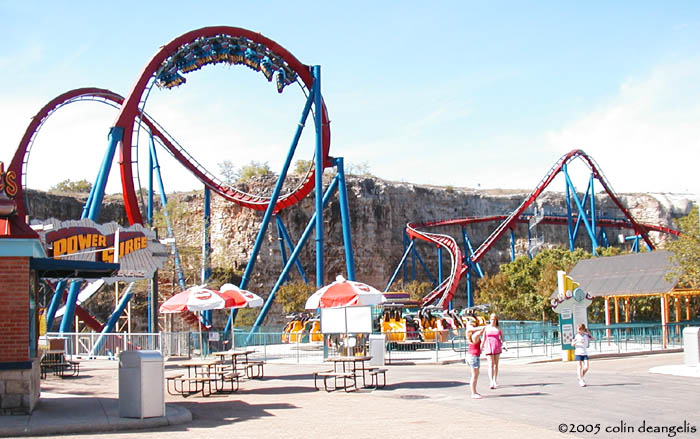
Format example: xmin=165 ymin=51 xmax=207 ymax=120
xmin=1 ymin=1 xmax=700 ymax=198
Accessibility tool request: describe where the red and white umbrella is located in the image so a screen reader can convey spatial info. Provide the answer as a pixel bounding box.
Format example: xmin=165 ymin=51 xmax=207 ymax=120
xmin=220 ymin=283 xmax=264 ymax=309
xmin=305 ymin=275 xmax=386 ymax=309
xmin=160 ymin=285 xmax=233 ymax=313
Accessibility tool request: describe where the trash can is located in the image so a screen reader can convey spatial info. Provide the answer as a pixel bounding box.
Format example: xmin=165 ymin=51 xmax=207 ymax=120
xmin=368 ymin=334 xmax=386 ymax=366
xmin=683 ymin=327 xmax=700 ymax=366
xmin=118 ymin=350 xmax=164 ymax=418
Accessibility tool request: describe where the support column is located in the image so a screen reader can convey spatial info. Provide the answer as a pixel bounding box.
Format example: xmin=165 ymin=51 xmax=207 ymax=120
xmin=624 ymin=298 xmax=630 ymax=323
xmin=614 ymin=297 xmax=620 ymax=324
xmin=604 ymin=297 xmax=611 ymax=341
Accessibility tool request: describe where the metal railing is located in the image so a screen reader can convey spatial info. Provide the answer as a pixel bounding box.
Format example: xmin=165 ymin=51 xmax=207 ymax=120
xmin=43 ymin=321 xmax=695 ymax=364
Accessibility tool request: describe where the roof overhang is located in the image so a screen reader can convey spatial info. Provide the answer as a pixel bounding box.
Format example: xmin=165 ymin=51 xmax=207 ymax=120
xmin=29 ymin=257 xmax=119 ymax=279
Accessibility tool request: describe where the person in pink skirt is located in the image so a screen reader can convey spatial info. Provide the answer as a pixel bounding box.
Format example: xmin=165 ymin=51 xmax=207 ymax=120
xmin=482 ymin=313 xmax=507 ymax=389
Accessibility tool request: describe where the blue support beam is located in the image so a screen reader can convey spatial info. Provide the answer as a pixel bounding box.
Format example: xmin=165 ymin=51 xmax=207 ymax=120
xmin=246 ymin=176 xmax=340 ymax=343
xmin=201 ymin=187 xmax=212 ymax=327
xmin=334 ymin=157 xmax=356 ymax=281
xmin=385 ymin=240 xmax=415 ymax=292
xmin=275 ymin=216 xmax=308 ymax=282
xmin=89 ymin=283 xmax=135 ymax=357
xmin=59 ymin=127 xmax=122 ymax=333
xmin=312 ymin=65 xmax=324 ymax=288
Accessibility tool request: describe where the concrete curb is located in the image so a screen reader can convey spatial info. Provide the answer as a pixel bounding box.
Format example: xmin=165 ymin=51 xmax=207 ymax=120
xmin=0 ymin=403 xmax=191 ymax=437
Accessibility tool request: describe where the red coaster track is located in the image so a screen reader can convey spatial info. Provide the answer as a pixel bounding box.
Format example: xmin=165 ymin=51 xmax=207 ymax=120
xmin=407 ymin=149 xmax=681 ymax=308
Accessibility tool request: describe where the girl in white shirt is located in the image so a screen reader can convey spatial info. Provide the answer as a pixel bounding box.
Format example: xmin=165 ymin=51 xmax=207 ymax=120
xmin=573 ymin=323 xmax=594 ymax=387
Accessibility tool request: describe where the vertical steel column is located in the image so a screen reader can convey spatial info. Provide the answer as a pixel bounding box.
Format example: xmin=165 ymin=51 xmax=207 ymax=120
xmin=385 ymin=241 xmax=415 ymax=292
xmin=238 ymin=84 xmax=315 ymax=292
xmin=564 ymin=164 xmax=574 ymax=251
xmin=509 ymin=229 xmax=516 ymax=261
xmin=151 ymin=139 xmax=186 ymax=290
xmin=201 ymin=187 xmax=212 ymax=326
xmin=60 ymin=127 xmax=122 ymax=333
xmin=590 ymin=173 xmax=596 ymax=241
xmin=147 ymin=134 xmax=155 ymax=226
xmin=89 ymin=282 xmax=135 ymax=357
xmin=437 ymin=247 xmax=443 ymax=285
xmin=274 ymin=216 xmax=291 ymax=284
xmin=563 ymin=170 xmax=598 ymax=255
xmin=466 ymin=266 xmax=473 ymax=307
xmin=334 ymin=157 xmax=356 ymax=280
xmin=312 ymin=65 xmax=324 ymax=287
xmin=461 ymin=227 xmax=483 ymax=278
xmin=275 ymin=216 xmax=308 ymax=282
xmin=247 ymin=177 xmax=339 ymax=342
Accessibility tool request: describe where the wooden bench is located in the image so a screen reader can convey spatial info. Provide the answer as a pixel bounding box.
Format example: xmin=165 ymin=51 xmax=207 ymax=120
xmin=242 ymin=360 xmax=265 ymax=379
xmin=313 ymin=370 xmax=356 ymax=392
xmin=219 ymin=371 xmax=241 ymax=393
xmin=173 ymin=376 xmax=217 ymax=397
xmin=166 ymin=373 xmax=184 ymax=396
xmin=367 ymin=368 xmax=387 ymax=389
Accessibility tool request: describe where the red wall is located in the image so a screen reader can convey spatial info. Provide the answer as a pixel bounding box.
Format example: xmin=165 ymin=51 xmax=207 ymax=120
xmin=0 ymin=257 xmax=30 ymax=362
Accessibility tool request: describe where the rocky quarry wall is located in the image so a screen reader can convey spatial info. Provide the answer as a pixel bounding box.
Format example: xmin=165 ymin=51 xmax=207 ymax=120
xmin=26 ymin=176 xmax=694 ymax=324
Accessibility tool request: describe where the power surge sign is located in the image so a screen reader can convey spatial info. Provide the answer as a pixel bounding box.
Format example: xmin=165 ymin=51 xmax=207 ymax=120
xmin=33 ymin=218 xmax=168 ymax=283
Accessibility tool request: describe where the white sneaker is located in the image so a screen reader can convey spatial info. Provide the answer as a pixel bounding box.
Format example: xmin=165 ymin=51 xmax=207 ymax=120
xmin=579 ymin=379 xmax=586 ymax=387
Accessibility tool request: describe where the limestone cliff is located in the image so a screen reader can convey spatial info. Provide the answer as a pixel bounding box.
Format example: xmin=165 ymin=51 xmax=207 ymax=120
xmin=26 ymin=178 xmax=694 ymax=323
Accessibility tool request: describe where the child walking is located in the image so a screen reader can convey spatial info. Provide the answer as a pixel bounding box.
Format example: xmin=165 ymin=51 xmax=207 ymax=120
xmin=467 ymin=324 xmax=486 ymax=399
xmin=573 ymin=323 xmax=594 ymax=387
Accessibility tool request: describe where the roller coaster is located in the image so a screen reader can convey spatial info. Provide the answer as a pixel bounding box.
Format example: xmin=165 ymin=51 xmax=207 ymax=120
xmin=6 ymin=26 xmax=682 ymax=343
xmin=389 ymin=149 xmax=682 ymax=310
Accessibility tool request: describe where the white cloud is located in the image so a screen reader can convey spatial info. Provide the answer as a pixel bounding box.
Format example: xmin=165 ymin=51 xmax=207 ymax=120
xmin=546 ymin=60 xmax=700 ymax=195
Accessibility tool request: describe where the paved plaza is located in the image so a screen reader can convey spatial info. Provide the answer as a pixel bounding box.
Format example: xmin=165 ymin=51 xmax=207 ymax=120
xmin=0 ymin=352 xmax=698 ymax=438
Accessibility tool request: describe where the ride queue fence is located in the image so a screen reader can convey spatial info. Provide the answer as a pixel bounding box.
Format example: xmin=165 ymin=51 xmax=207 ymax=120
xmin=44 ymin=320 xmax=695 ymax=364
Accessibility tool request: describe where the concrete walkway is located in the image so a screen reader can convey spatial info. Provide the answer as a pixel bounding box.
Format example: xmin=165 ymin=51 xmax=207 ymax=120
xmin=0 ymin=352 xmax=698 ymax=438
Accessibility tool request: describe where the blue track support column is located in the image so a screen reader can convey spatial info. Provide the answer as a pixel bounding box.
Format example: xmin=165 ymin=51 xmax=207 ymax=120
xmin=437 ymin=247 xmax=443 ymax=284
xmin=274 ymin=216 xmax=291 ymax=283
xmin=229 ymin=86 xmax=316 ymax=330
xmin=202 ymin=187 xmax=212 ymax=326
xmin=60 ymin=126 xmax=123 ymax=333
xmin=89 ymin=283 xmax=134 ymax=357
xmin=564 ymin=164 xmax=574 ymax=251
xmin=147 ymin=134 xmax=155 ymax=225
xmin=466 ymin=267 xmax=473 ymax=307
xmin=312 ymin=65 xmax=324 ymax=288
xmin=275 ymin=216 xmax=308 ymax=282
xmin=590 ymin=174 xmax=596 ymax=242
xmin=385 ymin=241 xmax=415 ymax=292
xmin=247 ymin=177 xmax=339 ymax=343
xmin=45 ymin=281 xmax=66 ymax=332
xmin=461 ymin=227 xmax=484 ymax=278
xmin=510 ymin=229 xmax=516 ymax=261
xmin=334 ymin=157 xmax=356 ymax=281
xmin=238 ymin=85 xmax=315 ymax=292
xmin=151 ymin=140 xmax=186 ymax=290
xmin=563 ymin=170 xmax=599 ymax=255
xmin=411 ymin=235 xmax=417 ymax=281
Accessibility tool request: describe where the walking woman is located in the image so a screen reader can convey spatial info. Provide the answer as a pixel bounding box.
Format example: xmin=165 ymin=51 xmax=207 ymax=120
xmin=482 ymin=313 xmax=506 ymax=389
xmin=573 ymin=323 xmax=594 ymax=387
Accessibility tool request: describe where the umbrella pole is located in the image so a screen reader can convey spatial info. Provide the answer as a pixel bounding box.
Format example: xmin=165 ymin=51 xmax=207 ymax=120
xmin=230 ymin=309 xmax=235 ymax=350
xmin=198 ymin=311 xmax=204 ymax=359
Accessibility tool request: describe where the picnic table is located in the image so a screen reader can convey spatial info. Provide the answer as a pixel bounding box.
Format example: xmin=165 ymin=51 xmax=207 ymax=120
xmin=314 ymin=355 xmax=386 ymax=391
xmin=167 ymin=358 xmax=223 ymax=397
xmin=213 ymin=349 xmax=264 ymax=378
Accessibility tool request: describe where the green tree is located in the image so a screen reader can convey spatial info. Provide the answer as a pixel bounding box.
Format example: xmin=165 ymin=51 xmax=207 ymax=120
xmin=665 ymin=205 xmax=700 ymax=288
xmin=276 ymin=281 xmax=316 ymax=313
xmin=475 ymin=247 xmax=594 ymax=321
xmin=292 ymin=159 xmax=314 ymax=175
xmin=239 ymin=161 xmax=273 ymax=182
xmin=49 ymin=179 xmax=93 ymax=193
